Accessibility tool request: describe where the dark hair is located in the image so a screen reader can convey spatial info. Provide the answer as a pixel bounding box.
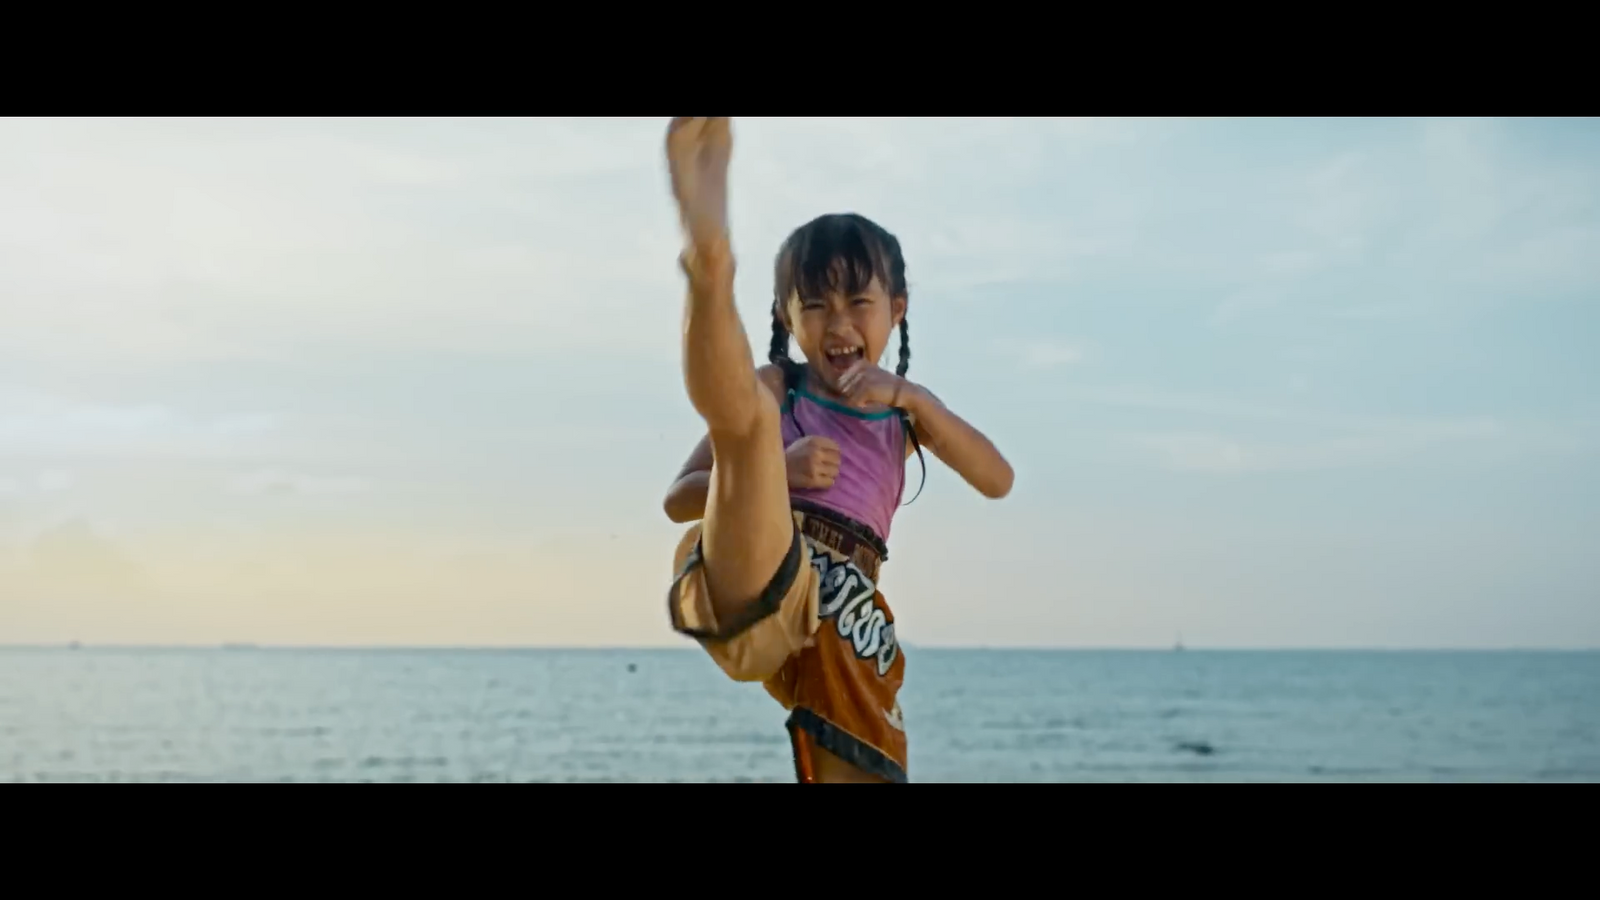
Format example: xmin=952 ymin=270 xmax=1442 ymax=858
xmin=767 ymin=213 xmax=925 ymax=506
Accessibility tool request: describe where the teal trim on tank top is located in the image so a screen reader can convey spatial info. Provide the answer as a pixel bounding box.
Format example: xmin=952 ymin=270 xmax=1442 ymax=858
xmin=789 ymin=386 xmax=898 ymax=421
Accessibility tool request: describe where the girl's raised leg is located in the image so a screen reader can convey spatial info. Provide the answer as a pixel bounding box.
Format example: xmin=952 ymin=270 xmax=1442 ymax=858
xmin=668 ymin=117 xmax=796 ymax=624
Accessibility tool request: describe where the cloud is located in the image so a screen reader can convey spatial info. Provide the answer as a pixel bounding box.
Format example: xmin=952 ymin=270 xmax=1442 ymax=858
xmin=36 ymin=471 xmax=75 ymax=493
xmin=1419 ymin=117 xmax=1501 ymax=242
xmin=0 ymin=472 xmax=67 ymax=499
xmin=1067 ymin=384 xmax=1474 ymax=432
xmin=1124 ymin=417 xmax=1597 ymax=474
xmin=1126 ymin=427 xmax=1487 ymax=473
xmin=993 ymin=338 xmax=1083 ymax=370
xmin=224 ymin=470 xmax=370 ymax=497
xmin=0 ymin=387 xmax=280 ymax=459
xmin=1066 ymin=383 xmax=1598 ymax=473
xmin=0 ymin=518 xmax=158 ymax=604
xmin=1206 ymin=118 xmax=1600 ymax=325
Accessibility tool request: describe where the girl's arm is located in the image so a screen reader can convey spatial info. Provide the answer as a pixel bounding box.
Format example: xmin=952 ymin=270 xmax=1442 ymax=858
xmin=663 ymin=365 xmax=793 ymax=523
xmin=663 ymin=435 xmax=714 ymax=523
xmin=902 ymin=384 xmax=1014 ymax=499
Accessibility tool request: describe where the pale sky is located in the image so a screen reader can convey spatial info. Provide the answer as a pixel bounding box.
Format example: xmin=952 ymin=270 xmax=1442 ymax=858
xmin=1 ymin=116 xmax=1596 ymax=649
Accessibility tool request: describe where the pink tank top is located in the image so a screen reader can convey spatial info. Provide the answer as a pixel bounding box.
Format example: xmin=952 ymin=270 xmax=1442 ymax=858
xmin=779 ymin=371 xmax=907 ymax=545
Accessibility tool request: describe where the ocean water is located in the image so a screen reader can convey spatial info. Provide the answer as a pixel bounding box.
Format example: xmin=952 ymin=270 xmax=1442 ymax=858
xmin=1 ymin=647 xmax=1596 ymax=783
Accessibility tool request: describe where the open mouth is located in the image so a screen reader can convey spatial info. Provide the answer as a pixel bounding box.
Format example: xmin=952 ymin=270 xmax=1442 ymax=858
xmin=823 ymin=345 xmax=864 ymax=372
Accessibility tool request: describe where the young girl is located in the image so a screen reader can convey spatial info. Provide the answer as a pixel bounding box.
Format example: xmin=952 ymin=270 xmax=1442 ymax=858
xmin=661 ymin=117 xmax=1014 ymax=784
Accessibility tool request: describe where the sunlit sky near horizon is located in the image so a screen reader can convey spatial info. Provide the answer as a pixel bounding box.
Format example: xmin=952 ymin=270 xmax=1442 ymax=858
xmin=2 ymin=116 xmax=1597 ymax=649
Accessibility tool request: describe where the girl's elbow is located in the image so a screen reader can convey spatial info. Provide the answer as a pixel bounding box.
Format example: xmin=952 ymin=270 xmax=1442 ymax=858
xmin=984 ymin=465 xmax=1014 ymax=499
xmin=663 ymin=493 xmax=693 ymax=523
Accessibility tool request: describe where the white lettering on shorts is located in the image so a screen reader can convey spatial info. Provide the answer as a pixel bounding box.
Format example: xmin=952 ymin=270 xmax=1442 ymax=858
xmin=811 ymin=549 xmax=898 ymax=677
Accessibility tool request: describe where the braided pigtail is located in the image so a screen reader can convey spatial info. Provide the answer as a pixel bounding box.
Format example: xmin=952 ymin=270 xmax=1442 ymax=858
xmin=894 ymin=314 xmax=926 ymax=506
xmin=770 ymin=307 xmax=805 ymax=436
xmin=895 ymin=317 xmax=910 ymax=378
xmin=768 ymin=311 xmax=790 ymax=368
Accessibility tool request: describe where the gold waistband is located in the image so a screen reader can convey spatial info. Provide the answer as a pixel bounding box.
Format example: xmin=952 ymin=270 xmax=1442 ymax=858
xmin=793 ymin=504 xmax=883 ymax=582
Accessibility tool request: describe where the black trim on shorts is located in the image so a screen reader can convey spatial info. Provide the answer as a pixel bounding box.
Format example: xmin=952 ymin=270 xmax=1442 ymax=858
xmin=786 ymin=707 xmax=908 ymax=784
xmin=668 ymin=523 xmax=804 ymax=642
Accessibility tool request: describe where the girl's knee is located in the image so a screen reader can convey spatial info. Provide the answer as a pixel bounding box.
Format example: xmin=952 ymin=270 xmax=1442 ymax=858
xmin=706 ymin=381 xmax=782 ymax=449
xmin=667 ymin=526 xmax=819 ymax=682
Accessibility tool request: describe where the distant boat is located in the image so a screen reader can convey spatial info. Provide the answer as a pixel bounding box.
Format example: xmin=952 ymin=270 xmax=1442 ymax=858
xmin=1174 ymin=634 xmax=1185 ymax=652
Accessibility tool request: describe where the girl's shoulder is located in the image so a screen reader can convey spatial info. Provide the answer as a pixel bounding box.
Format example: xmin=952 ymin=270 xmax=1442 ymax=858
xmin=756 ymin=362 xmax=789 ymax=404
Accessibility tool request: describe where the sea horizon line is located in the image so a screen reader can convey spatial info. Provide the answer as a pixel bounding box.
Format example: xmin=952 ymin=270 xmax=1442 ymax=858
xmin=2 ymin=642 xmax=1595 ymax=653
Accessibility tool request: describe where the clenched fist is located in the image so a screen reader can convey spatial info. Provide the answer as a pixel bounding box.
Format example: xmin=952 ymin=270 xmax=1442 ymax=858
xmin=786 ymin=435 xmax=840 ymax=490
xmin=665 ymin=117 xmax=731 ymax=248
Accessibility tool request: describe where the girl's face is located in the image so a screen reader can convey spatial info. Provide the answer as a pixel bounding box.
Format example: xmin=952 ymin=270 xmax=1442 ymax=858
xmin=783 ymin=273 xmax=906 ymax=393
